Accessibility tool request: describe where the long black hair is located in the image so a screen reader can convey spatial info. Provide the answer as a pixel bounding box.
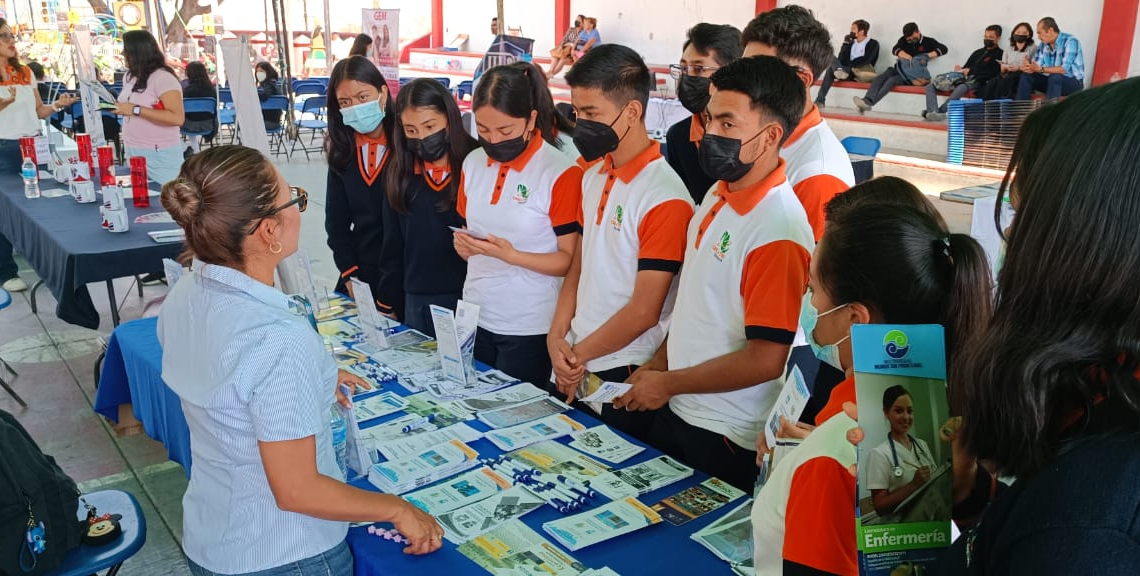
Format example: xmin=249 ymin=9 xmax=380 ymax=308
xmin=825 ymin=176 xmax=947 ymax=230
xmin=386 ymin=78 xmax=477 ymax=214
xmin=123 ymin=30 xmax=175 ymax=93
xmin=1010 ymin=22 xmax=1035 ymax=50
xmin=255 ymin=61 xmax=280 ymax=83
xmin=472 ymin=61 xmax=574 ymax=147
xmin=324 ymin=56 xmax=395 ymax=173
xmin=816 ymin=202 xmax=993 ymax=380
xmin=955 ymin=78 xmax=1140 ymax=479
xmin=349 ymin=34 xmax=372 ymax=57
xmin=185 ymin=61 xmax=212 ymax=91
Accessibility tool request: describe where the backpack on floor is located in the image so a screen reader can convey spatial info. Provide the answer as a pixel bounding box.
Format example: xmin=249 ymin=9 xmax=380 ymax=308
xmin=0 ymin=409 xmax=84 ymax=575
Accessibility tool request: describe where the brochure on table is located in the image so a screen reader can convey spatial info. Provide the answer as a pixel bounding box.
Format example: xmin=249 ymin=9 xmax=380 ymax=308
xmin=653 ymin=478 xmax=746 ymax=526
xmin=430 ymin=301 xmax=479 ymax=387
xmin=406 ymin=466 xmax=513 ymax=516
xmin=438 ymin=484 xmax=546 ymax=543
xmin=853 ymin=325 xmax=952 ymax=575
xmin=457 ymin=519 xmax=588 ymax=576
xmin=568 ymin=426 xmax=645 ymax=464
xmin=486 ymin=413 xmax=586 ymax=451
xmin=367 ymin=439 xmax=480 ymax=494
xmin=691 ymin=499 xmax=754 ymax=567
xmin=543 ymin=497 xmax=663 ymax=551
xmin=350 ymin=278 xmax=389 ymax=349
xmin=590 ymin=456 xmax=694 ymax=500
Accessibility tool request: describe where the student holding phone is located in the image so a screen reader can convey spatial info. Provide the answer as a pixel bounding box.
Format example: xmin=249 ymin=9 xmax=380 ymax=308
xmin=454 ymin=62 xmax=582 ymax=391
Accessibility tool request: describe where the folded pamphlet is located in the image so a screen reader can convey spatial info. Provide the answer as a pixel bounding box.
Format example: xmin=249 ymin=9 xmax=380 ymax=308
xmin=590 ymin=456 xmax=694 ymax=500
xmin=543 ymin=497 xmax=663 ymax=551
xmin=506 ymin=440 xmax=612 ymax=484
xmin=652 ymin=478 xmax=746 ymax=526
xmin=374 ymin=423 xmax=483 ymax=461
xmin=486 ymin=413 xmax=586 ymax=451
xmin=690 ymin=499 xmax=754 ymax=565
xmin=457 ymin=519 xmax=587 ymax=575
xmin=438 ymin=484 xmax=545 ymax=543
xmin=405 ymin=466 xmax=513 ymax=515
xmin=454 ymin=382 xmax=547 ymax=413
xmin=367 ymin=439 xmax=480 ymax=494
xmin=568 ymin=426 xmax=645 ymax=464
xmin=352 ymin=391 xmax=407 ymax=423
xmin=477 ymin=396 xmax=572 ymax=429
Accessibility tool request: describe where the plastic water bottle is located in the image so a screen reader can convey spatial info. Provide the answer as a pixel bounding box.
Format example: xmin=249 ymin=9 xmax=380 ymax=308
xmin=21 ymin=157 xmax=39 ymax=199
xmin=329 ymin=406 xmax=348 ymax=479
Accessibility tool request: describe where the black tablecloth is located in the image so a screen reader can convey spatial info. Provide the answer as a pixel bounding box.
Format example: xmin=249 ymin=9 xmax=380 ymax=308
xmin=0 ymin=173 xmax=181 ymax=329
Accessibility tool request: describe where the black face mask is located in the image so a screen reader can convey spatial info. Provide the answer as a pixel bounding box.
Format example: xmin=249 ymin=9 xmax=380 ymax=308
xmin=677 ymin=75 xmax=712 ymax=115
xmin=408 ymin=129 xmax=449 ymax=163
xmin=574 ymin=111 xmax=630 ymax=163
xmin=908 ymin=37 xmax=921 ymax=45
xmin=983 ymin=39 xmax=997 ymax=50
xmin=698 ymin=130 xmax=765 ymax=183
xmin=480 ymin=133 xmax=530 ymax=163
xmin=1012 ymin=34 xmax=1029 ymax=44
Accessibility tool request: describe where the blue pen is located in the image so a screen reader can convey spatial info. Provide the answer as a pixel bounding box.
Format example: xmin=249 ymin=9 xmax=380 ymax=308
xmin=401 ymin=414 xmax=436 ymax=433
xmin=556 ymin=475 xmax=597 ymax=498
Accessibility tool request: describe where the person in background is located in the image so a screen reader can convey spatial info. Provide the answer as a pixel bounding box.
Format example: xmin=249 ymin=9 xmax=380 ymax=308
xmin=750 ymin=188 xmax=994 ymax=575
xmin=324 ymin=57 xmax=398 ymax=315
xmin=491 ymin=17 xmax=499 ymax=36
xmin=853 ymin=22 xmax=948 ymax=113
xmin=113 ymin=29 xmax=185 ymax=184
xmin=866 ymin=385 xmax=944 ymax=520
xmin=378 ymin=78 xmax=477 ymax=335
xmin=923 ymin=25 xmax=1003 ymax=121
xmin=815 ymin=19 xmax=879 ymax=107
xmin=980 ymin=22 xmax=1036 ymax=101
xmin=943 ymin=78 xmax=1140 ymax=573
xmin=615 ymin=56 xmax=813 ymax=492
xmin=742 ymin=5 xmax=855 ymax=241
xmin=159 ymin=146 xmax=443 ymax=576
xmin=349 ymin=34 xmax=372 ymax=58
xmin=1016 ymin=17 xmax=1084 ymax=101
xmin=547 ymin=15 xmax=583 ymax=77
xmin=182 ymin=61 xmax=216 ymax=154
xmin=255 ymin=61 xmax=283 ymax=132
xmin=665 ymin=23 xmax=742 ymax=205
xmin=455 ymin=62 xmax=582 ymax=390
xmin=0 ymin=18 xmax=76 ymax=293
xmin=26 ymin=60 xmax=48 ymax=102
xmin=548 ymin=17 xmax=600 ymax=79
xmin=552 ymin=45 xmax=694 ymax=441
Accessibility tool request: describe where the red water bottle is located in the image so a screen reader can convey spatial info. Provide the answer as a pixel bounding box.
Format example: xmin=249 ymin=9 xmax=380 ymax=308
xmin=76 ymin=134 xmax=93 ymax=170
xmin=97 ymin=145 xmax=115 ymax=186
xmin=18 ymin=137 xmax=36 ymax=165
xmin=129 ymin=156 xmax=149 ymax=208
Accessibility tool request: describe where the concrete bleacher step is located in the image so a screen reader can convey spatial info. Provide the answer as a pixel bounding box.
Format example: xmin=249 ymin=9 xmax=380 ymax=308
xmin=822 ymin=109 xmax=949 ymax=158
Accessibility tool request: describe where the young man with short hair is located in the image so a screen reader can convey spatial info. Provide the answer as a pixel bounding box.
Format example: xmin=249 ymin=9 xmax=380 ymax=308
xmin=1016 ymin=17 xmax=1084 ymax=100
xmin=815 ymin=19 xmax=879 ymax=107
xmin=853 ymin=22 xmax=948 ymax=112
xmin=615 ymin=56 xmax=813 ymax=491
xmin=552 ymin=45 xmax=695 ymax=443
xmin=923 ymin=25 xmax=1003 ymax=121
xmin=665 ymin=23 xmax=742 ymax=205
xmin=741 ymin=6 xmax=855 ymax=240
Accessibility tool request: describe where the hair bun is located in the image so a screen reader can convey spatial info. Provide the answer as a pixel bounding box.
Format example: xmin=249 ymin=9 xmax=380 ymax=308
xmin=160 ymin=177 xmax=204 ymax=228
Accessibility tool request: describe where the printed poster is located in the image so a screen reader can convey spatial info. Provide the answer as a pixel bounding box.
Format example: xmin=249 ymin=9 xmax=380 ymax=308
xmin=362 ymin=9 xmax=400 ymax=97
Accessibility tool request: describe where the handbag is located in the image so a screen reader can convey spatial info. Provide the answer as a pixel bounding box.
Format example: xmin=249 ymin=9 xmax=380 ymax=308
xmin=932 ymin=71 xmax=967 ymax=92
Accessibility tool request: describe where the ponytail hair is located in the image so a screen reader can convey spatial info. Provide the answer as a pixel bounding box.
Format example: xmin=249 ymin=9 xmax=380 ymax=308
xmin=816 ymin=203 xmax=993 ymax=376
xmin=472 ymin=61 xmax=574 ymax=148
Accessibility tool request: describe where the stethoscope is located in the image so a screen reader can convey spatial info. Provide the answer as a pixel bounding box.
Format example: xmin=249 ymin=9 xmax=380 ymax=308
xmin=888 ymin=434 xmax=929 ymax=478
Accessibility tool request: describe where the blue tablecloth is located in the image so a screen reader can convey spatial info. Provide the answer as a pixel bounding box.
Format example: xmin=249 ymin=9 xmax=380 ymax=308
xmin=90 ymin=316 xmax=741 ymax=575
xmin=93 ymin=317 xmax=192 ymax=474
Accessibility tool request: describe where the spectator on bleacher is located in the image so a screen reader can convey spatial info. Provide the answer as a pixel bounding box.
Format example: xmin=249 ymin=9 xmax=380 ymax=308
xmin=491 ymin=17 xmax=498 ymax=36
xmin=349 ymin=34 xmax=372 ymax=58
xmin=255 ymin=61 xmax=283 ymax=131
xmin=182 ymin=61 xmax=216 ymax=154
xmin=742 ymin=6 xmax=855 ymax=240
xmin=548 ymin=17 xmax=600 ymax=79
xmin=665 ymin=23 xmax=742 ymax=205
xmin=547 ymin=15 xmax=583 ymax=76
xmin=814 ymin=19 xmax=879 ymax=107
xmin=853 ymin=22 xmax=947 ymax=113
xmin=980 ymin=22 xmax=1036 ymax=101
xmin=922 ymin=25 xmax=1003 ymax=121
xmin=1016 ymin=17 xmax=1083 ymax=101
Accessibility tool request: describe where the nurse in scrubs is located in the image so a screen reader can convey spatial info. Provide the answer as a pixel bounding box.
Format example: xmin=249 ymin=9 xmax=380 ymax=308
xmin=866 ymin=385 xmax=938 ymax=519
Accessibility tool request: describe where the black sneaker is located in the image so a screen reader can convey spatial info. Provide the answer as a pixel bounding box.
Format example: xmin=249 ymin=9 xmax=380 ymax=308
xmin=140 ymin=273 xmax=166 ymax=286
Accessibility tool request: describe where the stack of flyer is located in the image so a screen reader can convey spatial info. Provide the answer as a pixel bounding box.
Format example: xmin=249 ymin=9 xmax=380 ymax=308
xmin=542 ymin=497 xmax=663 ymax=551
xmin=690 ymin=500 xmax=755 ymax=574
xmin=589 ymin=456 xmax=694 ymax=500
xmin=367 ymin=439 xmax=480 ymax=494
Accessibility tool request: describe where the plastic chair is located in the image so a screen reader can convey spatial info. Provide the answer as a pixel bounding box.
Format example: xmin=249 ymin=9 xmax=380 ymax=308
xmin=44 ymin=490 xmax=146 ymax=576
xmin=292 ymin=82 xmax=327 ymax=113
xmin=455 ymin=80 xmax=473 ymax=100
xmin=841 ymin=136 xmax=882 ymax=157
xmin=181 ymin=97 xmax=218 ymax=150
xmin=291 ymin=96 xmax=328 ymax=160
xmin=61 ymin=100 xmax=84 ymax=135
xmin=0 ymin=287 xmax=23 ymax=407
xmin=434 ymin=77 xmax=452 ymax=89
xmin=261 ymin=95 xmax=290 ymax=157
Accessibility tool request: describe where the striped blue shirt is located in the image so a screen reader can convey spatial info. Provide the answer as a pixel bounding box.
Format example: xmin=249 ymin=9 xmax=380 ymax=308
xmin=1035 ymin=31 xmax=1085 ymax=81
xmin=157 ymin=261 xmax=347 ymax=574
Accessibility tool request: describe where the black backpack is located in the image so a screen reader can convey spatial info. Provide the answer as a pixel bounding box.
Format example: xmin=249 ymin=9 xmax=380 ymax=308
xmin=0 ymin=409 xmax=83 ymax=575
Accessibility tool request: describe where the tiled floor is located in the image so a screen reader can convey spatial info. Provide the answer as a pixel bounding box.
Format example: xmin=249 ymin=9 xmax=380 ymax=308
xmin=0 ymin=146 xmax=978 ymax=574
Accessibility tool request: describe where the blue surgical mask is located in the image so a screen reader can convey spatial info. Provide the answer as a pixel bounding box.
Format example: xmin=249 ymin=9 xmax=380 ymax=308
xmin=800 ymin=290 xmax=850 ymax=370
xmin=340 ymin=98 xmax=385 ymax=134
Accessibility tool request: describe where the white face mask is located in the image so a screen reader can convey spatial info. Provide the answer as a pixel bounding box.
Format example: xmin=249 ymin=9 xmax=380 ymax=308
xmin=256 ymin=71 xmax=267 ymax=82
xmin=800 ymin=290 xmax=850 ymax=370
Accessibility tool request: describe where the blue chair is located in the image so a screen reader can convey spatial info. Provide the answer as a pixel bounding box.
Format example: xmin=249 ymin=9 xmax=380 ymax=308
xmin=61 ymin=100 xmax=84 ymax=135
xmin=217 ymin=88 xmax=236 ymax=143
xmin=261 ymin=95 xmax=290 ymax=157
xmin=0 ymin=287 xmax=22 ymax=407
xmin=455 ymin=80 xmax=473 ymax=100
xmin=840 ymin=136 xmax=882 ymax=157
xmin=44 ymin=490 xmax=146 ymax=576
xmin=434 ymin=77 xmax=452 ymax=89
xmin=292 ymin=82 xmax=326 ymax=113
xmin=181 ymin=97 xmax=218 ymax=145
xmin=291 ymin=96 xmax=328 ymax=160
xmin=399 ymin=77 xmax=413 ymax=87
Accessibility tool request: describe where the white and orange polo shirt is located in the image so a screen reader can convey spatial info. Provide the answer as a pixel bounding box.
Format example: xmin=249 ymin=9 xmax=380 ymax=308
xmin=458 ymin=134 xmax=583 ymax=336
xmin=569 ymin=141 xmax=694 ymax=372
xmin=780 ymin=106 xmax=855 ymax=241
xmin=667 ymin=160 xmax=814 ymax=449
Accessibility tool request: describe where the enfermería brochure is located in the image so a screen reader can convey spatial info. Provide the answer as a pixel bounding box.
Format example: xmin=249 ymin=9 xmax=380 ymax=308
xmin=853 ymin=325 xmax=952 ymax=575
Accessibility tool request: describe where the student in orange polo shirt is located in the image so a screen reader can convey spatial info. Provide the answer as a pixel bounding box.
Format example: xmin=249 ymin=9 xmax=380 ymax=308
xmin=614 ymin=56 xmax=813 ymax=491
xmin=750 ymin=180 xmax=993 ymax=575
xmin=455 ymin=62 xmax=582 ymax=391
xmin=742 ymin=6 xmax=855 ymax=240
xmin=664 ymin=23 xmax=742 ymax=205
xmin=549 ymin=44 xmax=695 ymax=442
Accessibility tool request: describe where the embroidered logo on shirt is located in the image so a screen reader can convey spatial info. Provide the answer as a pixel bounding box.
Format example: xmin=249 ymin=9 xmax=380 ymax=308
xmin=513 ymin=184 xmax=529 ymax=203
xmin=713 ymin=231 xmax=732 ymax=261
xmin=611 ymin=205 xmax=624 ymax=231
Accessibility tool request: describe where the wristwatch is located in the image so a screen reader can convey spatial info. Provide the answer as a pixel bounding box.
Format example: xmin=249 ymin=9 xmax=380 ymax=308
xmin=131 ymin=105 xmax=141 ymax=116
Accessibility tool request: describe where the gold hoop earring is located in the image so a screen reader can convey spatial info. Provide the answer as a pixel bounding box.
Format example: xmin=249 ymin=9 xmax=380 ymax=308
xmin=269 ymin=241 xmax=282 ymax=254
